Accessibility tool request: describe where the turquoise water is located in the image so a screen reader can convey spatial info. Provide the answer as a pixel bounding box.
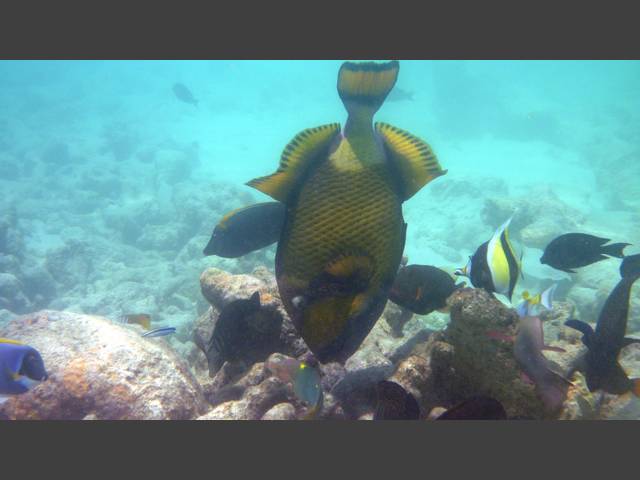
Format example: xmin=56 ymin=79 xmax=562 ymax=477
xmin=1 ymin=59 xmax=639 ymax=336
xmin=0 ymin=61 xmax=640 ymax=319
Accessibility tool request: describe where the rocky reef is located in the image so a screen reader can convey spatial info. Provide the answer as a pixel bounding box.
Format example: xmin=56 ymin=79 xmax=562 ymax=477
xmin=2 ymin=266 xmax=639 ymax=420
xmin=0 ymin=310 xmax=207 ymax=420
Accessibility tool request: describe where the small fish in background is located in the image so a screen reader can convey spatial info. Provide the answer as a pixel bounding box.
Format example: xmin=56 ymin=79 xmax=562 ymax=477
xmin=565 ymin=254 xmax=640 ymax=396
xmin=435 ymin=396 xmax=507 ymax=420
xmin=389 ymin=264 xmax=463 ymax=315
xmin=203 ymin=202 xmax=286 ymax=258
xmin=172 ymin=82 xmax=198 ymax=107
xmin=385 ymin=86 xmax=415 ymax=102
xmin=193 ymin=291 xmax=263 ymax=377
xmin=141 ymin=327 xmax=176 ymax=338
xmin=515 ymin=283 xmax=557 ymax=318
xmin=455 ymin=217 xmax=522 ymax=301
xmin=0 ymin=338 xmax=48 ymax=401
xmin=540 ymin=233 xmax=630 ymax=274
xmin=265 ymin=356 xmax=323 ymax=419
xmin=373 ymin=380 xmax=421 ymax=420
xmin=121 ymin=313 xmax=152 ymax=331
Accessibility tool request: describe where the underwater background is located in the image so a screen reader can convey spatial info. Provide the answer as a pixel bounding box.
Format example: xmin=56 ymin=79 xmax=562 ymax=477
xmin=1 ymin=60 xmax=639 ymax=419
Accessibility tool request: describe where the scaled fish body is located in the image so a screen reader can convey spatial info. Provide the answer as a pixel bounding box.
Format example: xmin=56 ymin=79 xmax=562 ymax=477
xmin=203 ymin=202 xmax=286 ymax=258
xmin=514 ymin=316 xmax=571 ymax=411
xmin=541 ymin=233 xmax=629 ymax=273
xmin=0 ymin=338 xmax=48 ymax=396
xmin=565 ymin=254 xmax=640 ymax=395
xmin=389 ymin=264 xmax=461 ymax=315
xmin=455 ymin=217 xmax=521 ymax=301
xmin=246 ymin=61 xmax=447 ymax=363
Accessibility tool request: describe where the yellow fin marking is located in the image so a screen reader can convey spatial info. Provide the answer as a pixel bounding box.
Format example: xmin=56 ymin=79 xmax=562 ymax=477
xmin=0 ymin=338 xmax=24 ymax=346
xmin=375 ymin=123 xmax=447 ymax=200
xmin=246 ymin=124 xmax=340 ymax=202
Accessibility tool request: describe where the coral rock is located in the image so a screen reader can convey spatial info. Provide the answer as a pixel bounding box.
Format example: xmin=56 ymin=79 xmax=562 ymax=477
xmin=0 ymin=310 xmax=207 ymax=420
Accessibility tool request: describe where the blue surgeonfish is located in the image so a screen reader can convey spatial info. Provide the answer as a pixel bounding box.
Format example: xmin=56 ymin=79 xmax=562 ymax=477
xmin=454 ymin=217 xmax=522 ymax=301
xmin=0 ymin=338 xmax=48 ymax=400
xmin=516 ymin=284 xmax=557 ymax=318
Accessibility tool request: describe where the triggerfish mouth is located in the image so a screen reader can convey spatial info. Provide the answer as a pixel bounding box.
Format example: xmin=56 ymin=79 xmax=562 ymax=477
xmin=246 ymin=60 xmax=447 ymax=363
xmin=565 ymin=254 xmax=640 ymax=396
xmin=0 ymin=338 xmax=48 ymax=397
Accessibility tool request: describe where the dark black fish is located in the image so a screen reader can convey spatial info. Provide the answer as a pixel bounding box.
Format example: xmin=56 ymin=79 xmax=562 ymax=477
xmin=386 ymin=87 xmax=415 ymax=102
xmin=373 ymin=380 xmax=421 ymax=420
xmin=195 ymin=294 xmax=282 ymax=378
xmin=389 ymin=264 xmax=461 ymax=315
xmin=172 ymin=83 xmax=198 ymax=106
xmin=435 ymin=397 xmax=507 ymax=420
xmin=203 ymin=202 xmax=286 ymax=258
xmin=541 ymin=233 xmax=630 ymax=273
xmin=565 ymin=254 xmax=640 ymax=396
xmin=514 ymin=316 xmax=571 ymax=411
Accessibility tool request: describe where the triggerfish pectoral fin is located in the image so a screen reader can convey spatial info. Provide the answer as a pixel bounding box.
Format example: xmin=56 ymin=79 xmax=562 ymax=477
xmin=246 ymin=124 xmax=341 ymax=203
xmin=376 ymin=123 xmax=447 ymax=200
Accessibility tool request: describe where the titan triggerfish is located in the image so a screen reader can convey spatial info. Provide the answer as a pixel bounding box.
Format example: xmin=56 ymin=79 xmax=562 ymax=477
xmin=246 ymin=61 xmax=447 ymax=363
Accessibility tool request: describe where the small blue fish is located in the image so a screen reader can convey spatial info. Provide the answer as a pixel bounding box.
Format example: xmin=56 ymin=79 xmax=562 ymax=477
xmin=0 ymin=338 xmax=48 ymax=399
xmin=141 ymin=327 xmax=176 ymax=338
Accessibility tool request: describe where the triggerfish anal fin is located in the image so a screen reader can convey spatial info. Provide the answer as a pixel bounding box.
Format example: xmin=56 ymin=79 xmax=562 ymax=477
xmin=375 ymin=123 xmax=447 ymax=200
xmin=246 ymin=124 xmax=341 ymax=203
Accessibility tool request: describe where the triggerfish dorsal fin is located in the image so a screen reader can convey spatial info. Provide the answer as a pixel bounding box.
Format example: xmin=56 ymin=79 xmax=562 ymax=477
xmin=246 ymin=124 xmax=341 ymax=202
xmin=375 ymin=123 xmax=448 ymax=200
xmin=337 ymin=61 xmax=399 ymax=113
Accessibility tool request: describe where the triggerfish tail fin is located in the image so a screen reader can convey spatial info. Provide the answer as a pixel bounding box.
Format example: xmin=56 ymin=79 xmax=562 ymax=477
xmin=337 ymin=60 xmax=399 ymax=114
xmin=620 ymin=253 xmax=640 ymax=279
xmin=246 ymin=124 xmax=341 ymax=202
xmin=565 ymin=319 xmax=595 ymax=348
xmin=375 ymin=123 xmax=448 ymax=200
xmin=602 ymin=242 xmax=630 ymax=259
